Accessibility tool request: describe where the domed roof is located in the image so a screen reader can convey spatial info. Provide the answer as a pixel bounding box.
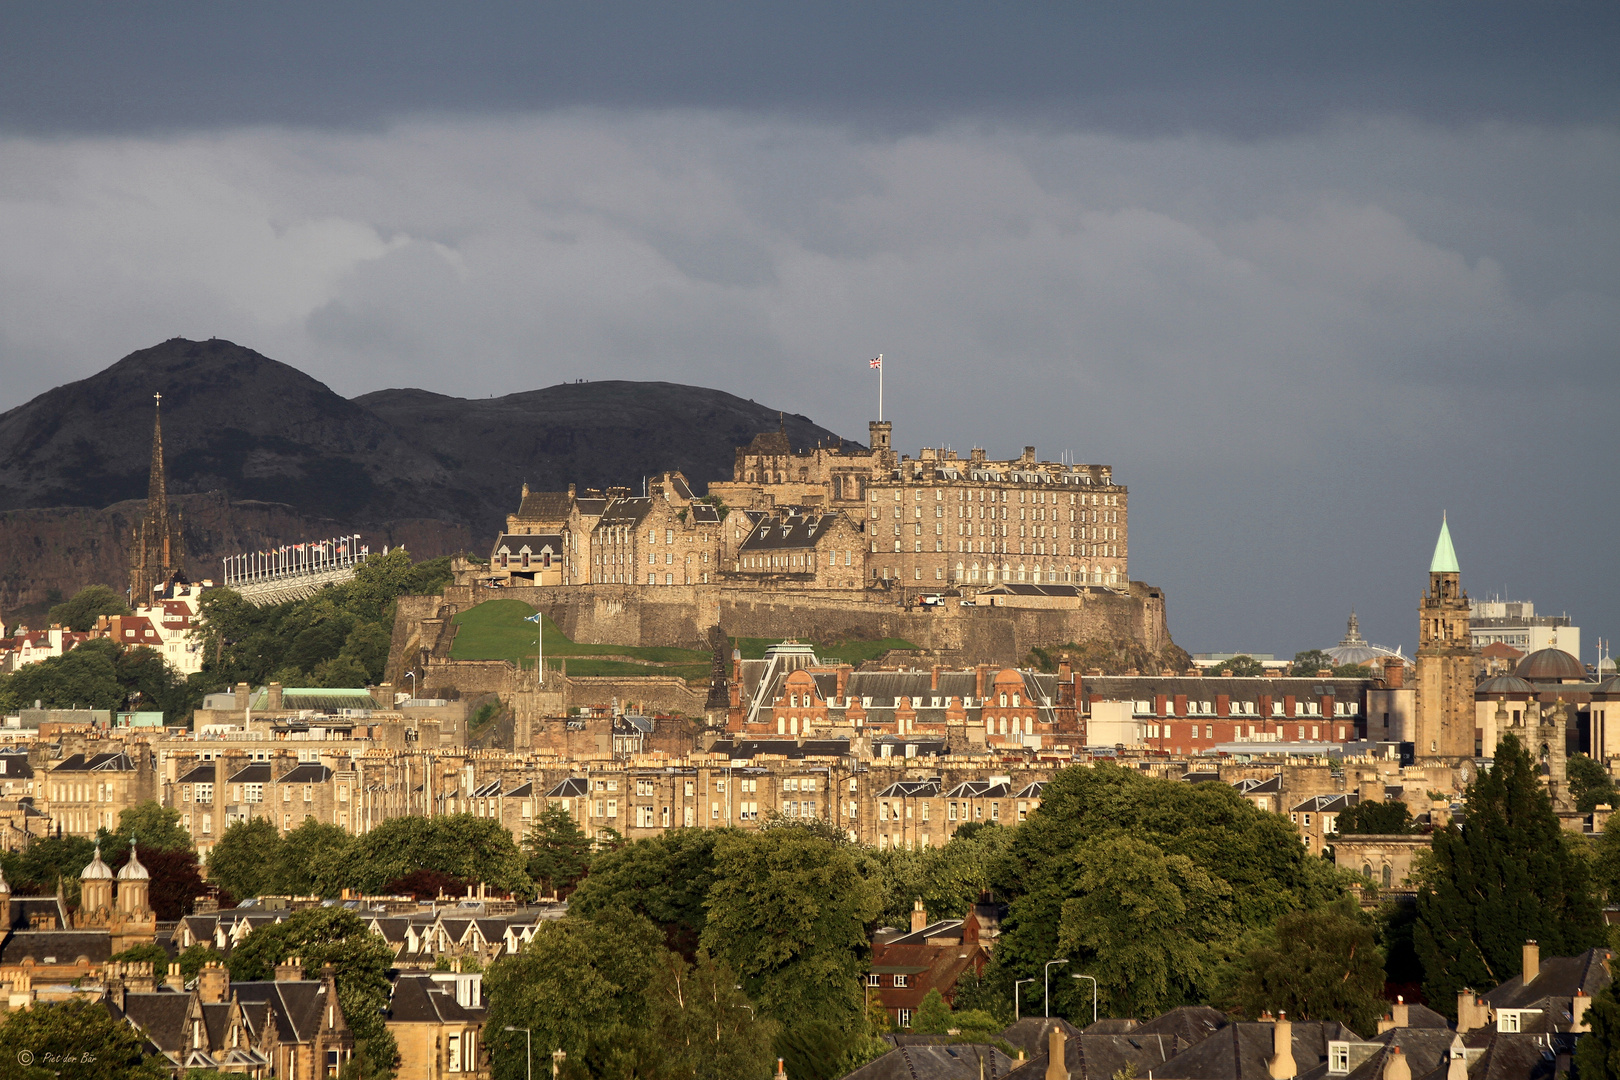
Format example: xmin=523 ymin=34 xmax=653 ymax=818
xmin=1477 ymin=674 xmax=1536 ymax=696
xmin=118 ymin=842 xmax=149 ymax=881
xmin=1516 ymin=647 xmax=1586 ymax=682
xmin=80 ymin=844 xmax=114 ymax=881
xmin=1324 ymin=611 xmax=1404 ymax=668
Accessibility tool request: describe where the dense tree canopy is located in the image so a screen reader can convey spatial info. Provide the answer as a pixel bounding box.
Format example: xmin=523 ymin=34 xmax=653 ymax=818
xmin=227 ymin=907 xmax=398 ymax=1070
xmin=195 ymin=550 xmax=451 ymax=690
xmin=991 ymin=762 xmax=1346 ymax=1021
xmin=1568 ymin=754 xmax=1618 ymax=814
xmin=1225 ymin=900 xmax=1386 ymax=1031
xmin=700 ymin=826 xmax=881 ymax=1032
xmin=523 ymin=803 xmax=597 ymax=899
xmin=0 ymin=998 xmax=168 ymax=1080
xmin=569 ymin=828 xmax=722 ymax=955
xmin=1335 ymin=799 xmax=1419 ymax=836
xmin=47 ymin=584 xmax=132 ymax=631
xmin=1413 ymin=734 xmax=1605 ymax=1014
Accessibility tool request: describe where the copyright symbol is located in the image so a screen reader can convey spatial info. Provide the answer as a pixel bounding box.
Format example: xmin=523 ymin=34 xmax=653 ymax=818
xmin=17 ymin=1050 xmax=33 ymax=1064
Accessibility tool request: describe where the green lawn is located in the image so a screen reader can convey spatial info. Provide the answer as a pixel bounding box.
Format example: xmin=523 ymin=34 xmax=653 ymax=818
xmin=451 ymin=599 xmax=917 ymax=677
xmin=451 ymin=599 xmax=710 ymax=672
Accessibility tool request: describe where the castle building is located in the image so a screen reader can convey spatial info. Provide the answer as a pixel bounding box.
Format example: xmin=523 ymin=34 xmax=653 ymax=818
xmin=1415 ymin=516 xmax=1478 ymax=761
xmin=130 ymin=392 xmax=186 ymax=604
xmin=488 ymin=419 xmax=1128 ymax=593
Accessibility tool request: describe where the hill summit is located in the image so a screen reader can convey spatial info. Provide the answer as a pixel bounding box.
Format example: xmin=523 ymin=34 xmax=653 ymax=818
xmin=0 ymin=338 xmax=849 ymax=607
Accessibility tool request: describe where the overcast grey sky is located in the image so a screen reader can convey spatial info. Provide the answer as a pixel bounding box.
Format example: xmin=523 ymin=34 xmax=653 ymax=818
xmin=2 ymin=3 xmax=1616 ymax=658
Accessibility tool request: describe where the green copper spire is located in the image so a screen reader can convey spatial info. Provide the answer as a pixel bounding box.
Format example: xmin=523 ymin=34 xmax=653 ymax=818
xmin=1429 ymin=513 xmax=1460 ymax=574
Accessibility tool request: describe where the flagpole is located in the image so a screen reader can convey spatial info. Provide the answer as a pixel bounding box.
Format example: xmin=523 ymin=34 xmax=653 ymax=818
xmin=879 ymin=354 xmax=884 ymax=421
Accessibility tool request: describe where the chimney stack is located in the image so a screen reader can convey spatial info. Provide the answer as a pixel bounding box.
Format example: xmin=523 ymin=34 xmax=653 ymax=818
xmin=234 ymin=682 xmax=250 ymax=712
xmin=976 ymin=664 xmax=990 ymax=701
xmin=1446 ymin=1037 xmax=1468 ymax=1080
xmin=1384 ymin=1046 xmax=1411 ymax=1080
xmin=1391 ymin=994 xmax=1409 ymax=1029
xmin=1046 ymin=1026 xmax=1069 ymax=1080
xmin=1383 ymin=657 xmax=1405 ymax=689
xmin=198 ymin=961 xmax=229 ymax=1004
xmin=1456 ymin=989 xmax=1486 ymax=1034
xmin=276 ymin=956 xmax=304 ymax=982
xmin=931 ymin=665 xmax=941 ymax=692
xmin=1523 ymin=940 xmax=1540 ymax=985
xmin=1268 ymin=1012 xmax=1296 ymax=1080
xmin=911 ymin=899 xmax=928 ymax=933
xmin=267 ymin=682 xmax=283 ymax=711
xmin=1575 ymin=991 xmax=1592 ymax=1032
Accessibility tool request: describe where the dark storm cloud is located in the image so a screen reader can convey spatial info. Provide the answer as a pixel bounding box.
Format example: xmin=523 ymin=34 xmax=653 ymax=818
xmin=3 ymin=2 xmax=1617 ymax=137
xmin=0 ymin=5 xmax=1616 ymax=660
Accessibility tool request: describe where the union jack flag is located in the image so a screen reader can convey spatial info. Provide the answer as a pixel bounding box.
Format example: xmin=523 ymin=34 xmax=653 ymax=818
xmin=869 ymin=355 xmax=882 ymax=369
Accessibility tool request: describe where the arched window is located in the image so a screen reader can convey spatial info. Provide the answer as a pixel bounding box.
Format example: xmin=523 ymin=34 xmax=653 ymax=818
xmin=999 ymin=717 xmax=1008 ymax=735
xmin=1362 ymin=863 xmax=1373 ymax=879
xmin=1381 ymin=865 xmax=1393 ymax=889
xmin=790 ymin=717 xmax=799 ymax=735
xmin=777 ymin=717 xmax=786 ymax=735
xmin=984 ymin=718 xmax=994 ymax=736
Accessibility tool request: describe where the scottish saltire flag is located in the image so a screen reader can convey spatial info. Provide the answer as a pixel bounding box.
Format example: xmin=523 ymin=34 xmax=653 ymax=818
xmin=525 ymin=612 xmax=543 ymax=624
xmin=869 ymin=355 xmax=882 ymax=368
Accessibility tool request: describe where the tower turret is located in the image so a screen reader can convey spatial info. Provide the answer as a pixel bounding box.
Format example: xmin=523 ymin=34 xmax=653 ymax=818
xmin=1416 ymin=515 xmax=1476 ymax=760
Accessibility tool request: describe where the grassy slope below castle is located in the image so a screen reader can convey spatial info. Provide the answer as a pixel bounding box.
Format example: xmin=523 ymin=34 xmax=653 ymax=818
xmin=450 ymin=600 xmax=918 ymax=683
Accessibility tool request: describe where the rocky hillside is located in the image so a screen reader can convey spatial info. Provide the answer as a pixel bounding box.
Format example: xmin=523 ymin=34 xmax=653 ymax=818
xmin=0 ymin=338 xmax=849 ymax=610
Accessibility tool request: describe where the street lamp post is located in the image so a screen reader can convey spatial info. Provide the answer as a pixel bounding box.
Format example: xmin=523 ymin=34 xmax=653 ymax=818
xmin=502 ymin=1027 xmax=532 ymax=1080
xmin=551 ymin=1049 xmax=566 ymax=1079
xmin=1014 ymin=978 xmax=1036 ymax=1022
xmin=1044 ymin=959 xmax=1069 ymax=1018
xmin=1073 ymin=974 xmax=1098 ymax=1024
xmin=405 ymin=671 xmax=417 ymax=703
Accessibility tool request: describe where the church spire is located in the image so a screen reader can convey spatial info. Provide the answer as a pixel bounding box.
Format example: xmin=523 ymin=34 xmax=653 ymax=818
xmin=1429 ymin=513 xmax=1460 ymax=574
xmin=130 ymin=392 xmax=183 ymax=604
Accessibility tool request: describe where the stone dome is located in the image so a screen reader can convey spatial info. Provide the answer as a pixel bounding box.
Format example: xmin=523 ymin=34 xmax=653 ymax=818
xmin=80 ymin=844 xmax=114 ymax=880
xmin=1477 ymin=674 xmax=1536 ymax=696
xmin=1516 ymin=647 xmax=1586 ymax=683
xmin=118 ymin=845 xmax=150 ymax=881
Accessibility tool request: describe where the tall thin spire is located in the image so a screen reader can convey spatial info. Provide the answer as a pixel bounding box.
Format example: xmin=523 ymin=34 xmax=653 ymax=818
xmin=1429 ymin=513 xmax=1460 ymax=574
xmin=130 ymin=391 xmax=183 ymax=603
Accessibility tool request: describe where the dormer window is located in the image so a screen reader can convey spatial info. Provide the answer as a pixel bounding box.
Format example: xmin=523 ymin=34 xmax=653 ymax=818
xmin=1328 ymin=1044 xmax=1350 ymax=1074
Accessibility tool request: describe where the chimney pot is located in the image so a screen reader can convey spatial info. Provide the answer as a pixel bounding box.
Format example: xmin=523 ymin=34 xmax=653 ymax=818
xmin=911 ymin=899 xmax=928 ymax=933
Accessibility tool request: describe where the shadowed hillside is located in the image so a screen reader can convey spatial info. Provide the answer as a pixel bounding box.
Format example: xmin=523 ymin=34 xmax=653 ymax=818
xmin=0 ymin=338 xmax=852 ymax=608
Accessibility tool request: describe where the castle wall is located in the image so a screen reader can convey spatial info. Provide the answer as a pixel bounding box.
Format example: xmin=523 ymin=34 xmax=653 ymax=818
xmin=401 ymin=580 xmax=1171 ymax=678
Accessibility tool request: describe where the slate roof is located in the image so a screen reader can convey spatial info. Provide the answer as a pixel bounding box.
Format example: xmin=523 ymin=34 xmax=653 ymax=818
xmin=228 ymin=763 xmax=273 ymax=784
xmin=1005 ymin=1031 xmax=1184 ymax=1080
xmin=0 ymin=755 xmax=34 ymax=779
xmin=53 ymin=752 xmax=137 ymax=773
xmin=387 ymin=973 xmax=487 ymax=1024
xmin=494 ymin=533 xmax=563 ymax=552
xmin=1000 ymin=1017 xmax=1084 ymax=1057
xmin=278 ymin=763 xmax=334 ymax=784
xmin=230 ymin=980 xmax=331 ymax=1043
xmin=177 ymin=764 xmax=217 ymax=784
xmin=109 ymin=991 xmax=192 ymax=1053
xmin=0 ymin=929 xmax=112 ymax=965
xmin=739 ymin=513 xmax=851 ymax=552
xmin=514 ymin=490 xmax=574 ymax=522
xmin=844 ymin=1043 xmax=1016 ymax=1079
xmin=1150 ymin=1020 xmax=1361 ymax=1080
xmin=545 ymin=777 xmax=589 ymax=798
xmin=1482 ymin=948 xmax=1612 ymax=1010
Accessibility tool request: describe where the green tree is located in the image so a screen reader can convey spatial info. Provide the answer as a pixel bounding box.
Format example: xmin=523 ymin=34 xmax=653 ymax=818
xmin=48 ymin=584 xmax=131 ymax=631
xmin=1568 ymin=754 xmax=1618 ymax=814
xmin=992 ymin=762 xmax=1345 ymax=1022
xmin=700 ymin=827 xmax=881 ymax=1032
xmin=1413 ymin=734 xmax=1605 ymax=1015
xmin=1225 ymin=900 xmax=1386 ymax=1031
xmin=177 ymin=942 xmax=216 ymax=981
xmin=569 ymin=828 xmax=722 ymax=956
xmin=272 ymin=817 xmax=354 ymax=896
xmin=484 ymin=908 xmax=665 ymax=1080
xmin=0 ymin=998 xmax=168 ymax=1080
xmin=911 ymin=988 xmax=954 ymax=1034
xmin=1336 ymin=800 xmax=1418 ymax=836
xmin=523 ymin=804 xmax=595 ymax=899
xmin=1215 ymin=656 xmax=1265 ymax=678
xmin=346 ymin=814 xmax=531 ymax=896
xmin=110 ymin=941 xmax=172 ymax=981
xmin=1575 ymin=984 xmax=1620 ymax=1080
xmin=0 ymin=638 xmax=125 ymax=711
xmin=636 ymin=950 xmax=775 ymax=1080
xmin=1056 ymin=833 xmax=1232 ymax=1018
xmin=1290 ymin=650 xmax=1334 ymax=677
xmin=206 ymin=818 xmax=283 ymax=900
xmin=110 ymin=800 xmax=195 ymax=851
xmin=3 ymin=834 xmax=97 ymax=901
xmin=226 ymin=907 xmax=399 ymax=1070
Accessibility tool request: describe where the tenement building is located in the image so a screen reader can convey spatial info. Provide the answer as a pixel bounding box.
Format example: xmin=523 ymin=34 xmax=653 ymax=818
xmin=486 ymin=419 xmax=1128 ymax=592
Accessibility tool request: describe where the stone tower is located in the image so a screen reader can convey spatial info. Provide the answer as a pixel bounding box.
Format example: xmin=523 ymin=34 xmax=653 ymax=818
xmin=1415 ymin=516 xmax=1477 ymax=760
xmin=129 ymin=392 xmax=185 ymax=604
xmin=112 ymin=843 xmax=157 ymax=952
